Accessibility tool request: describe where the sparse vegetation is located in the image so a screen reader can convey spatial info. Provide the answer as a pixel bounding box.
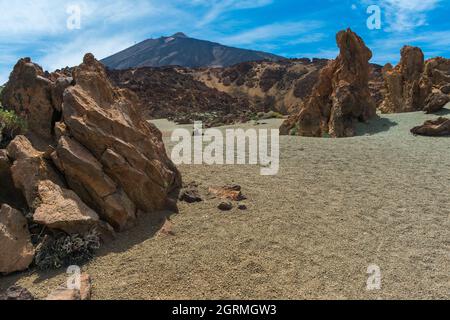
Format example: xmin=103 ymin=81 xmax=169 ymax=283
xmin=0 ymin=106 xmax=27 ymax=148
xmin=34 ymin=229 xmax=101 ymax=270
xmin=289 ymin=123 xmax=300 ymax=136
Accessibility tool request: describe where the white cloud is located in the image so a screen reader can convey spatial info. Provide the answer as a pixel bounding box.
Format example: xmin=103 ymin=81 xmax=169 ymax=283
xmin=195 ymin=0 xmax=273 ymax=27
xmin=222 ymin=21 xmax=323 ymax=46
xmin=361 ymin=0 xmax=441 ymax=32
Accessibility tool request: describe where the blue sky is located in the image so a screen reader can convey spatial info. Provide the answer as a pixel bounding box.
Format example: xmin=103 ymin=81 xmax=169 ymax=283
xmin=1 ymin=0 xmax=449 ymax=84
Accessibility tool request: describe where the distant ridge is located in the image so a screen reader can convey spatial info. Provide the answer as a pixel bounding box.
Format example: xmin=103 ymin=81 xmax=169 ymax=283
xmin=101 ymin=32 xmax=285 ymax=69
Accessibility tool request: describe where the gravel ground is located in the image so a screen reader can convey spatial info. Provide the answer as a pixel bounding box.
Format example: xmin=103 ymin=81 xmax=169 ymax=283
xmin=2 ymin=108 xmax=450 ymax=300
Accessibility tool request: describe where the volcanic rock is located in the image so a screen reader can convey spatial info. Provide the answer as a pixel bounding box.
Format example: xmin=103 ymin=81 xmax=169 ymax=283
xmin=107 ymin=67 xmax=251 ymax=126
xmin=411 ymin=117 xmax=450 ymax=136
xmin=52 ymin=136 xmax=136 ymax=231
xmin=62 ymin=54 xmax=181 ymax=215
xmin=0 ymin=286 xmax=35 ymax=300
xmin=209 ymin=185 xmax=245 ymax=201
xmin=1 ymin=58 xmax=67 ymax=139
xmin=281 ymin=29 xmax=376 ymax=137
xmin=0 ymin=204 xmax=35 ymax=274
xmin=423 ymin=92 xmax=450 ymax=114
xmin=380 ymin=46 xmax=432 ymax=113
xmin=2 ymin=53 xmax=181 ymax=239
xmin=218 ymin=202 xmax=233 ymax=211
xmin=45 ymin=288 xmax=81 ymax=300
xmin=33 ymin=180 xmax=102 ymax=235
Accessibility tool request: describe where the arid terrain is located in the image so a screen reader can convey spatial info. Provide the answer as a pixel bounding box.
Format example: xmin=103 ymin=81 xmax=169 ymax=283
xmin=2 ymin=106 xmax=450 ymax=300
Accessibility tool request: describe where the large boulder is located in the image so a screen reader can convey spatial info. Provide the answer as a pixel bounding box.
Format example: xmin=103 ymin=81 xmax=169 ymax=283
xmin=424 ymin=57 xmax=450 ymax=88
xmin=380 ymin=46 xmax=432 ymax=113
xmin=1 ymin=58 xmax=58 ymax=139
xmin=6 ymin=135 xmax=65 ymax=207
xmin=411 ymin=117 xmax=450 ymax=136
xmin=51 ymin=136 xmax=136 ymax=230
xmin=33 ymin=180 xmax=103 ymax=235
xmin=2 ymin=53 xmax=181 ymax=239
xmin=0 ymin=204 xmax=35 ymax=274
xmin=423 ymin=92 xmax=450 ymax=114
xmin=0 ymin=149 xmax=27 ymax=209
xmin=281 ymin=29 xmax=376 ymax=137
xmin=62 ymin=54 xmax=181 ymax=213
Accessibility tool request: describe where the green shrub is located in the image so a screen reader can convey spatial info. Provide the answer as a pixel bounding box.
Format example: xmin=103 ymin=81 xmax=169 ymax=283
xmin=0 ymin=107 xmax=27 ymax=148
xmin=289 ymin=124 xmax=299 ymax=136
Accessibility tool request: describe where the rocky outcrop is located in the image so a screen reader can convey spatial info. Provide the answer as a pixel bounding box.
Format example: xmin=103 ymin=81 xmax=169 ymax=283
xmin=411 ymin=117 xmax=450 ymax=136
xmin=45 ymin=273 xmax=92 ymax=300
xmin=63 ymin=54 xmax=181 ymax=215
xmin=192 ymin=59 xmax=327 ymax=115
xmin=380 ymin=46 xmax=433 ymax=113
xmin=0 ymin=286 xmax=35 ymax=300
xmin=1 ymin=58 xmax=72 ymax=139
xmin=423 ymin=92 xmax=450 ymax=114
xmin=1 ymin=53 xmax=181 ymax=246
xmin=281 ymin=29 xmax=376 ymax=137
xmin=424 ymin=57 xmax=450 ymax=88
xmin=0 ymin=204 xmax=35 ymax=274
xmin=107 ymin=67 xmax=251 ymax=127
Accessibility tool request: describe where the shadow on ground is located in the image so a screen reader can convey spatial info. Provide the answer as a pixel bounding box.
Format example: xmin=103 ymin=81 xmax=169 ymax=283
xmin=355 ymin=116 xmax=398 ymax=136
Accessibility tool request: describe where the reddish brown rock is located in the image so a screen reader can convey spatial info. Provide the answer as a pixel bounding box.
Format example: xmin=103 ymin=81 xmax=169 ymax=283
xmin=0 ymin=204 xmax=35 ymax=274
xmin=0 ymin=286 xmax=35 ymax=300
xmin=45 ymin=273 xmax=92 ymax=300
xmin=380 ymin=46 xmax=432 ymax=113
xmin=423 ymin=92 xmax=450 ymax=114
xmin=6 ymin=135 xmax=65 ymax=208
xmin=281 ymin=29 xmax=376 ymax=137
xmin=52 ymin=136 xmax=136 ymax=231
xmin=411 ymin=117 xmax=450 ymax=136
xmin=208 ymin=185 xmax=245 ymax=201
xmin=62 ymin=54 xmax=181 ymax=214
xmin=2 ymin=53 xmax=181 ymax=240
xmin=45 ymin=288 xmax=81 ymax=300
xmin=1 ymin=58 xmax=59 ymax=139
xmin=424 ymin=57 xmax=450 ymax=87
xmin=33 ymin=180 xmax=102 ymax=235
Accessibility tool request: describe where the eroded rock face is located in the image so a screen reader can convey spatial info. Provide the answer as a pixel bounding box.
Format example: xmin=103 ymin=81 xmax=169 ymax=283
xmin=7 ymin=135 xmax=65 ymax=208
xmin=2 ymin=54 xmax=181 ymax=239
xmin=423 ymin=92 xmax=450 ymax=114
xmin=63 ymin=54 xmax=181 ymax=214
xmin=0 ymin=204 xmax=35 ymax=274
xmin=33 ymin=180 xmax=102 ymax=235
xmin=411 ymin=117 xmax=450 ymax=136
xmin=1 ymin=58 xmax=70 ymax=139
xmin=52 ymin=136 xmax=136 ymax=230
xmin=380 ymin=46 xmax=432 ymax=113
xmin=281 ymin=29 xmax=376 ymax=137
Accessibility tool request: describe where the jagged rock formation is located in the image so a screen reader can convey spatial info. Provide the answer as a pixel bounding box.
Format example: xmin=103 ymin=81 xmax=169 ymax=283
xmin=411 ymin=117 xmax=450 ymax=136
xmin=380 ymin=46 xmax=432 ymax=113
xmin=0 ymin=204 xmax=35 ymax=274
xmin=108 ymin=58 xmax=384 ymax=125
xmin=424 ymin=57 xmax=450 ymax=89
xmin=280 ymin=29 xmax=376 ymax=137
xmin=1 ymin=59 xmax=73 ymax=139
xmin=107 ymin=67 xmax=251 ymax=126
xmin=423 ymin=92 xmax=450 ymax=114
xmin=0 ymin=54 xmax=181 ymax=273
xmin=191 ymin=59 xmax=327 ymax=115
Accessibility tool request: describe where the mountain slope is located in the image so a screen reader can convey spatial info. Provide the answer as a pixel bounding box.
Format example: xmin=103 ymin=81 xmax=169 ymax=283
xmin=101 ymin=32 xmax=284 ymax=69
